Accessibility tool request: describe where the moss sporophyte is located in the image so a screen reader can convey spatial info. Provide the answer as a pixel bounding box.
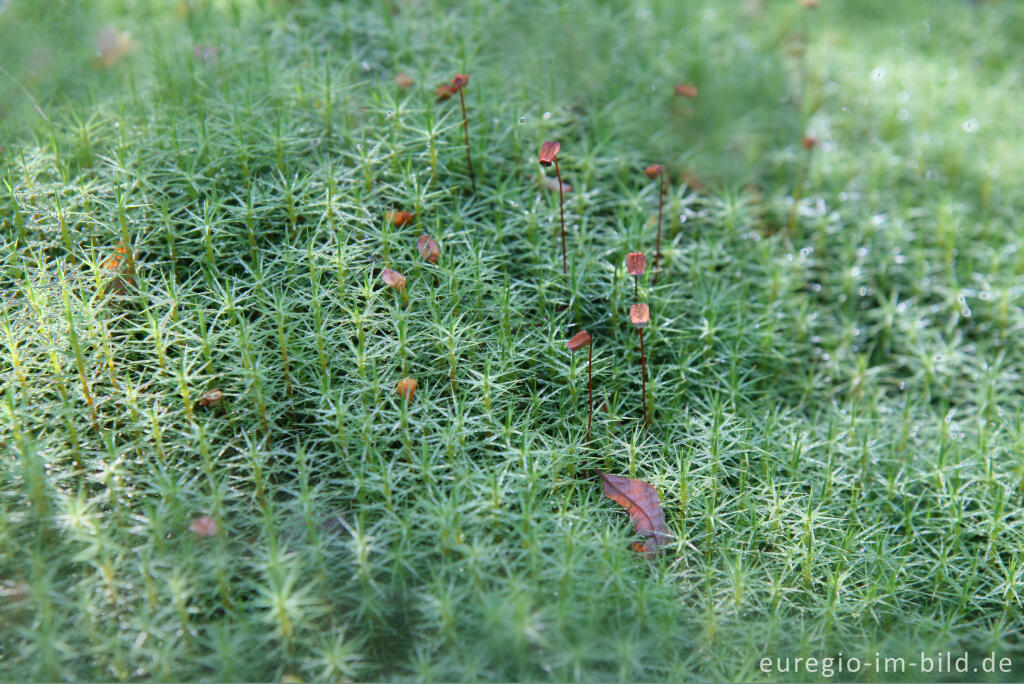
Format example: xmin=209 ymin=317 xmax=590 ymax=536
xmin=539 ymin=141 xmax=567 ymax=274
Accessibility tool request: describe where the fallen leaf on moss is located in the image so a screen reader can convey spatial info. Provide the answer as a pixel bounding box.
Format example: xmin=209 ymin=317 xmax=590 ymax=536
xmin=386 ymin=211 xmax=415 ymax=227
xmin=601 ymin=473 xmax=669 ymax=557
xmin=103 ymin=242 xmax=134 ymax=294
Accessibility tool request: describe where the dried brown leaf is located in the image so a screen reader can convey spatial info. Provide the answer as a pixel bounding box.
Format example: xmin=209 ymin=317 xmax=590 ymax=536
xmin=381 ymin=268 xmax=407 ymax=290
xmin=396 ymin=377 xmax=418 ymax=400
xmin=417 ymin=234 xmax=440 ymax=263
xmin=386 ymin=211 xmax=415 ymax=227
xmin=601 ymin=474 xmax=670 ymax=557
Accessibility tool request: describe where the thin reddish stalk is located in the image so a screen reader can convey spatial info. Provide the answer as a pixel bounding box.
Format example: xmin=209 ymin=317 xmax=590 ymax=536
xmin=587 ymin=343 xmax=593 ymax=446
xmin=555 ymin=157 xmax=566 ymax=274
xmin=633 ymin=275 xmax=638 ymax=301
xmin=639 ymin=328 xmax=648 ymax=426
xmin=458 ymin=88 xmax=476 ymax=192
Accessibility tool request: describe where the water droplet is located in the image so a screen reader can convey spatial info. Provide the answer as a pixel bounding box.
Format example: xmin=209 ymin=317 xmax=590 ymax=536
xmin=385 ymin=110 xmax=393 ymax=118
xmin=859 ymin=287 xmax=868 ymax=297
xmin=898 ymin=381 xmax=905 ymax=391
xmin=962 ymin=118 xmax=978 ymax=133
xmin=945 ymin=409 xmax=956 ymax=423
xmin=542 ymin=111 xmax=552 ymax=120
xmin=518 ymin=116 xmax=527 ymax=124
xmin=871 ymin=67 xmax=886 ymax=81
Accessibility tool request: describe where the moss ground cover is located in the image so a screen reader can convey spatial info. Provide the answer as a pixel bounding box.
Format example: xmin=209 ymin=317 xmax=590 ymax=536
xmin=2 ymin=0 xmax=1024 ymax=680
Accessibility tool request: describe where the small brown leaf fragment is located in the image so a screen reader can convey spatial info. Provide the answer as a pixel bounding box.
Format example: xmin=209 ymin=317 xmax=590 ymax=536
xmin=380 ymin=268 xmax=407 ymax=290
xmin=567 ymin=330 xmax=592 ymax=352
xmin=417 ymin=234 xmax=440 ymax=263
xmin=626 ymin=252 xmax=646 ymax=276
xmin=644 ymin=164 xmax=665 ymax=179
xmin=673 ymin=83 xmax=698 ymax=98
xmin=103 ymin=242 xmax=134 ymax=294
xmin=396 ymin=377 xmax=417 ymax=400
xmin=629 ymin=303 xmax=650 ymax=329
xmin=197 ymin=388 xmax=224 ymax=408
xmin=601 ymin=473 xmax=670 ymax=557
xmin=189 ymin=516 xmax=218 ymax=538
xmin=802 ymin=136 xmax=818 ymax=150
xmin=538 ymin=141 xmax=561 ymax=167
xmin=395 ymin=72 xmax=414 ymax=89
xmin=386 ymin=211 xmax=415 ymax=227
xmin=103 ymin=243 xmax=129 ymax=270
